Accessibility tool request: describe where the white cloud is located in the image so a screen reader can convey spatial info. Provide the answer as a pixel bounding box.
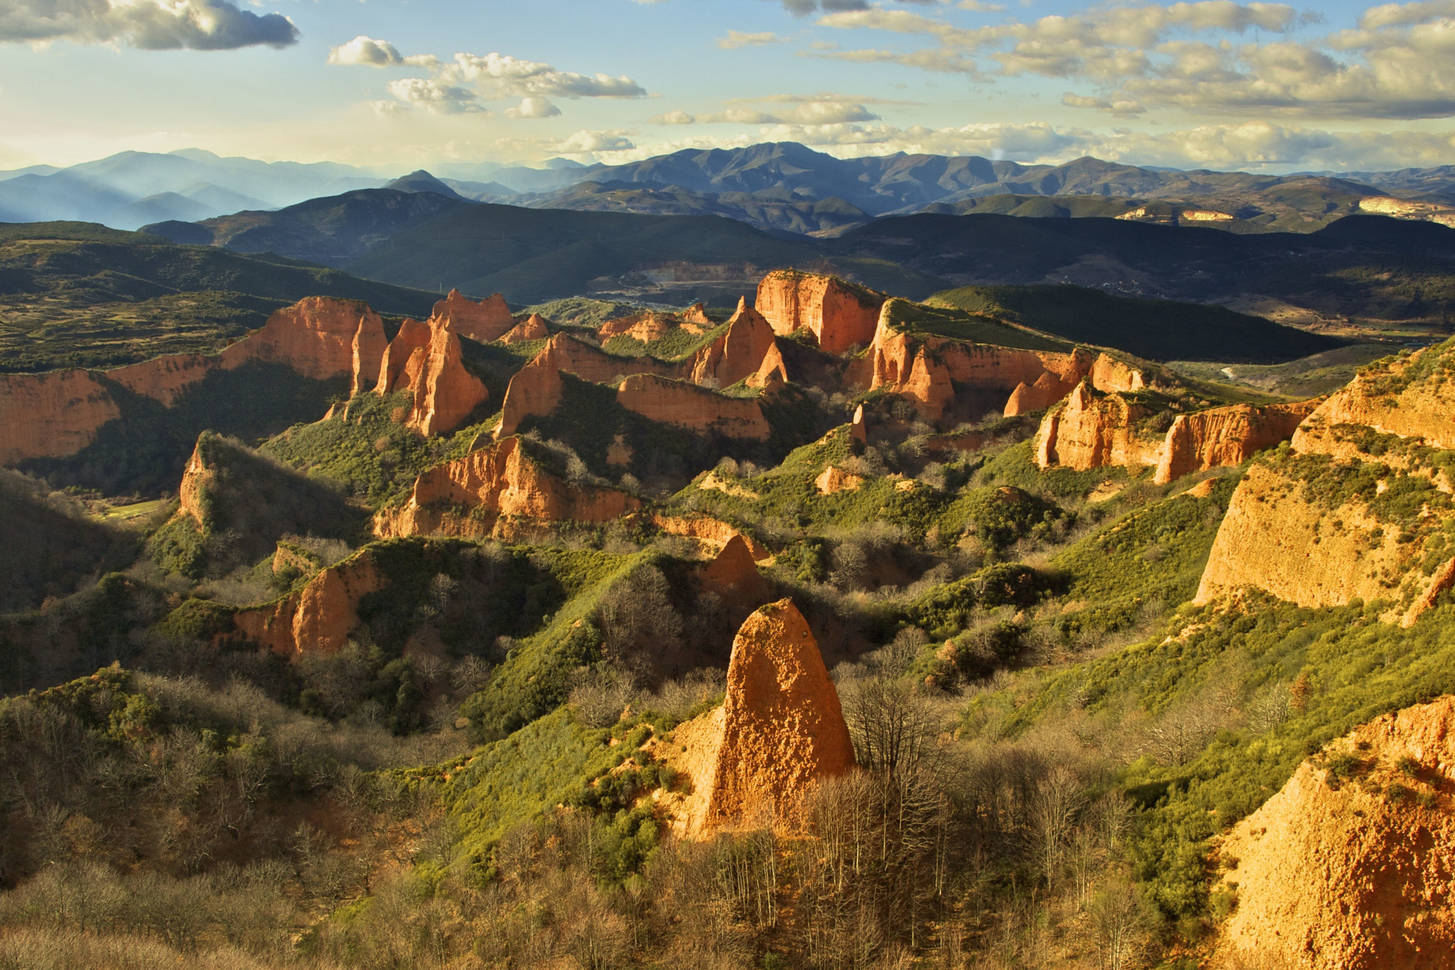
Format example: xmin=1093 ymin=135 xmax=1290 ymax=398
xmin=718 ymin=30 xmax=783 ymax=49
xmin=444 ymin=52 xmax=647 ymax=98
xmin=652 ymin=110 xmax=698 ymax=125
xmin=506 ymin=96 xmax=562 ymax=119
xmin=386 ymin=79 xmax=484 ymax=114
xmin=0 ymin=0 xmax=298 ymax=49
xmin=556 ymin=130 xmax=637 ymax=155
xmin=815 ymin=0 xmax=1455 ymax=120
xmin=328 ymin=35 xmax=437 ymax=68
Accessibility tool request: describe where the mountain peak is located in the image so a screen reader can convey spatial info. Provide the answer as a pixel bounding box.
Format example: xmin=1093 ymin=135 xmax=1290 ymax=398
xmin=385 ymin=170 xmax=463 ymax=199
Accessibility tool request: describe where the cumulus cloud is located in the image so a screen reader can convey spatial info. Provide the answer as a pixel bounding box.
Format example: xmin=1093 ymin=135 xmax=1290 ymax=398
xmin=328 ymin=35 xmax=437 ymax=68
xmin=386 ymin=78 xmax=484 ymax=114
xmin=556 ymin=130 xmax=637 ymax=154
xmin=687 ymin=96 xmax=882 ymax=125
xmin=443 ymin=52 xmax=647 ymax=98
xmin=719 ymin=30 xmax=782 ymax=48
xmin=0 ymin=0 xmax=298 ymax=49
xmin=652 ymin=110 xmax=697 ymax=125
xmin=506 ymin=96 xmax=562 ymax=119
xmin=815 ymin=0 xmax=1455 ymax=119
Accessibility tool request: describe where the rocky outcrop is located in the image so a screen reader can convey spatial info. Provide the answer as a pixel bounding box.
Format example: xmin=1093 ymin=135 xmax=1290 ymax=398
xmin=755 ymin=270 xmax=885 ymax=354
xmin=1154 ymin=399 xmax=1320 ymax=484
xmin=682 ymin=302 xmax=714 ymax=332
xmin=177 ymin=438 xmax=213 ymax=525
xmin=501 ymin=313 xmax=549 ymax=344
xmin=1035 ymin=381 xmax=1161 ymax=471
xmin=0 ymin=296 xmax=390 ymax=467
xmin=233 ymin=552 xmax=384 ymax=656
xmin=685 ymin=297 xmax=786 ymax=389
xmin=1196 ymin=340 xmax=1455 ymax=625
xmin=349 ymin=316 xmax=389 ymax=396
xmin=650 ymin=514 xmax=771 ymax=561
xmin=616 ymin=374 xmax=772 ymax=440
xmin=374 ymin=435 xmax=639 ymax=539
xmin=815 ymin=465 xmax=866 ymax=494
xmin=852 ymin=303 xmax=1162 ymax=423
xmin=218 ymin=297 xmax=385 ymax=381
xmin=600 ymin=309 xmax=677 ymax=344
xmin=0 ymin=369 xmax=122 ymax=465
xmin=1214 ymin=696 xmax=1455 ymax=970
xmin=373 ymin=318 xmax=433 ymax=396
xmin=367 ymin=315 xmax=489 ymax=435
xmin=429 ymin=289 xmax=515 ymax=343
xmin=495 ymin=351 xmax=564 ymax=439
xmin=703 ymin=599 xmax=856 ymax=829
xmin=697 ymin=535 xmax=771 ymax=610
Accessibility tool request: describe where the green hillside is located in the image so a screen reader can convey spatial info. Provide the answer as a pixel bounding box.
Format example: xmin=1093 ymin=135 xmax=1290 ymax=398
xmin=0 ymin=222 xmax=434 ymax=373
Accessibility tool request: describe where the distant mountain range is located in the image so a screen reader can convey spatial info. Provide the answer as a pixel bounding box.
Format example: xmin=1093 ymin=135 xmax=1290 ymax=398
xmin=0 ymin=149 xmax=381 ymax=230
xmin=144 ymin=180 xmax=1455 ymax=333
xmin=10 ymin=142 xmax=1455 ymax=236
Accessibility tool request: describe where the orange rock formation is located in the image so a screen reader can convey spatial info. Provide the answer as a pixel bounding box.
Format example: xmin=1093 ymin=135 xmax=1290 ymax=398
xmin=495 ymin=350 xmax=564 ymax=439
xmin=616 ymin=374 xmax=772 ymax=440
xmin=697 ymin=535 xmax=771 ymax=610
xmin=755 ymin=270 xmax=884 ymax=354
xmin=233 ymin=552 xmax=384 ymax=656
xmin=702 ymin=599 xmax=856 ymax=829
xmin=0 ymin=296 xmax=388 ymax=466
xmin=501 ymin=313 xmax=549 ymax=344
xmin=685 ymin=297 xmax=787 ymax=389
xmin=1035 ymin=381 xmax=1161 ymax=471
xmin=1154 ymin=400 xmax=1319 ymax=484
xmin=1215 ymin=696 xmax=1455 ymax=970
xmin=429 ymin=289 xmax=516 ymax=343
xmin=218 ymin=296 xmax=385 ymax=381
xmin=0 ymin=369 xmax=121 ymax=464
xmin=649 ymin=513 xmax=771 ymax=561
xmin=1197 ymin=342 xmax=1455 ymax=624
xmin=374 ymin=435 xmax=639 ymax=539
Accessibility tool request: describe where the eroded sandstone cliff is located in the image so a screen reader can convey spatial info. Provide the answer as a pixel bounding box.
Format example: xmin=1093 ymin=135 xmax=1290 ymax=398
xmin=755 ymin=271 xmax=884 ymax=354
xmin=1197 ymin=341 xmax=1455 ymax=624
xmin=616 ymin=374 xmax=771 ymax=441
xmin=1215 ymin=696 xmax=1455 ymax=970
xmin=374 ymin=435 xmax=639 ymax=539
xmin=233 ymin=551 xmax=384 ymax=657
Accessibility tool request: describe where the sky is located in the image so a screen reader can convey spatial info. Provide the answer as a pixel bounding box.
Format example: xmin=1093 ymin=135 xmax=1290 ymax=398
xmin=2 ymin=0 xmax=1455 ymax=174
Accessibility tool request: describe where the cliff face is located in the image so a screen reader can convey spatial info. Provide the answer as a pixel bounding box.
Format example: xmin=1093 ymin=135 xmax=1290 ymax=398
xmin=233 ymin=552 xmax=384 ymax=657
xmin=697 ymin=535 xmax=771 ymax=612
xmin=600 ymin=309 xmax=677 ymax=344
xmin=374 ymin=435 xmax=640 ymax=539
xmin=1197 ymin=341 xmax=1455 ymax=625
xmin=0 ymin=369 xmax=122 ymax=465
xmin=1154 ymin=400 xmax=1319 ymax=484
xmin=1215 ymin=696 xmax=1455 ymax=970
xmin=650 ymin=513 xmax=771 ymax=561
xmin=373 ymin=318 xmax=432 ymax=396
xmin=1035 ymin=381 xmax=1161 ymax=471
xmin=686 ymin=297 xmax=786 ymax=389
xmin=703 ymin=599 xmax=856 ymax=829
xmin=495 ymin=350 xmax=564 ymax=439
xmin=218 ymin=296 xmax=384 ymax=381
xmin=851 ymin=305 xmax=1156 ymax=423
xmin=616 ymin=374 xmax=772 ymax=441
xmin=0 ymin=296 xmax=389 ymax=467
xmin=429 ymin=288 xmax=516 ymax=343
xmin=755 ymin=271 xmax=884 ymax=354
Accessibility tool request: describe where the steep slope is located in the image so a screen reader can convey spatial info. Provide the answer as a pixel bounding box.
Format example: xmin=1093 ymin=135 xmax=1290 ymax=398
xmin=0 ymin=222 xmax=430 ymax=373
xmin=1215 ymin=696 xmax=1455 ymax=970
xmin=0 ymin=296 xmax=386 ymax=468
xmin=374 ymin=435 xmax=640 ymax=539
xmin=1197 ymin=339 xmax=1455 ymax=624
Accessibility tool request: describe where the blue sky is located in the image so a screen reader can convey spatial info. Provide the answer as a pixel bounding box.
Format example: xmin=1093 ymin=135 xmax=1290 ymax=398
xmin=2 ymin=0 xmax=1453 ymax=173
